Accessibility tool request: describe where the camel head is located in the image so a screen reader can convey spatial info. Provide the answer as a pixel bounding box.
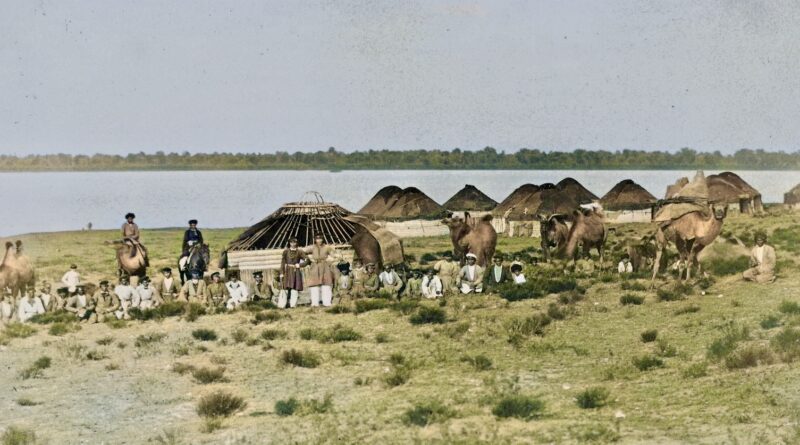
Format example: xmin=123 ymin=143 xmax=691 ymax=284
xmin=711 ymin=204 xmax=728 ymax=220
xmin=441 ymin=215 xmax=469 ymax=232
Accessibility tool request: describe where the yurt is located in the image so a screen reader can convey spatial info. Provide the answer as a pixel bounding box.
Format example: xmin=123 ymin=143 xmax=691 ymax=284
xmin=706 ymin=172 xmax=763 ymax=214
xmin=557 ymin=177 xmax=598 ymax=205
xmin=491 ymin=184 xmax=540 ymax=235
xmin=442 ymin=184 xmax=498 ymax=219
xmin=599 ymin=180 xmax=657 ymax=223
xmin=359 ymin=187 xmax=449 ymax=237
xmin=784 ymin=184 xmax=800 ymax=209
xmin=493 ymin=184 xmax=579 ymax=236
xmin=226 ymin=192 xmax=403 ymax=289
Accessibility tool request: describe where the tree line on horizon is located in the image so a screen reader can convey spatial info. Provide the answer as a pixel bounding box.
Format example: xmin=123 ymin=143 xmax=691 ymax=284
xmin=1 ymin=147 xmax=798 ymax=171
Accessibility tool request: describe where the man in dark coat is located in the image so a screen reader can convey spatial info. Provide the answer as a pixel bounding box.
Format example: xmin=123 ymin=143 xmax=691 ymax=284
xmin=182 ymin=219 xmax=204 ymax=257
xmin=484 ymin=255 xmax=512 ymax=291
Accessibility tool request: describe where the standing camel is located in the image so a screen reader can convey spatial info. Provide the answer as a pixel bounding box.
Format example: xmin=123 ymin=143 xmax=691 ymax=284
xmin=539 ymin=214 xmax=570 ymax=262
xmin=651 ymin=204 xmax=727 ymax=284
xmin=442 ymin=213 xmax=497 ymax=267
xmin=561 ymin=208 xmax=607 ymax=267
xmin=0 ymin=242 xmax=15 ymax=293
xmin=107 ymin=240 xmax=147 ymax=285
xmin=12 ymin=240 xmax=35 ymax=296
xmin=1 ymin=241 xmax=35 ymax=297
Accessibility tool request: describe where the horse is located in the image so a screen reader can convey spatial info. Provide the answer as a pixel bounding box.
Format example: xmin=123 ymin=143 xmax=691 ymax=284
xmin=179 ymin=243 xmax=210 ymax=284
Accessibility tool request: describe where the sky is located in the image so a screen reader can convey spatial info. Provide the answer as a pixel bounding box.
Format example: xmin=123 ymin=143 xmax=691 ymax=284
xmin=1 ymin=0 xmax=799 ymax=156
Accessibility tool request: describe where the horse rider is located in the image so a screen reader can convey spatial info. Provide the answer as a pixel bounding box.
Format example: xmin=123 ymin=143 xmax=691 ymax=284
xmin=182 ymin=219 xmax=204 ymax=257
xmin=122 ymin=212 xmax=149 ymax=266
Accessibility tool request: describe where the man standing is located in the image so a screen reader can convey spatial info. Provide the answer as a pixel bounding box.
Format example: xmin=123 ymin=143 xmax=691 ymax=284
xmin=114 ymin=276 xmax=139 ymax=319
xmin=61 ymin=264 xmax=81 ymax=295
xmin=434 ymin=252 xmax=460 ymax=296
xmin=154 ymin=267 xmax=181 ymax=303
xmin=89 ymin=280 xmax=120 ymax=323
xmin=421 ymin=269 xmax=443 ymax=299
xmin=225 ymin=274 xmax=250 ymax=310
xmin=122 ymin=213 xmax=148 ymax=266
xmin=304 ymin=234 xmax=335 ymax=308
xmin=484 ymin=255 xmax=511 ymax=291
xmin=459 ymin=253 xmax=484 ymax=294
xmin=205 ymin=272 xmax=230 ymax=309
xmin=180 ymin=271 xmax=208 ymax=304
xmin=17 ymin=288 xmax=45 ymax=323
xmin=743 ymin=232 xmax=776 ymax=283
xmin=251 ymin=271 xmax=273 ymax=302
xmin=379 ymin=264 xmax=403 ymax=299
xmin=182 ymin=219 xmax=204 ymax=257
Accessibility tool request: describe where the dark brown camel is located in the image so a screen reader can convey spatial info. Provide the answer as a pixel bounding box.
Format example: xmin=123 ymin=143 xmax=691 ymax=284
xmin=539 ymin=214 xmax=570 ymax=262
xmin=560 ymin=208 xmax=607 ymax=266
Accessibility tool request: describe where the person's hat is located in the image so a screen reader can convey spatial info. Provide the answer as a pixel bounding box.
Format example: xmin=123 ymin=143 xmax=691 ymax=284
xmin=466 ymin=253 xmax=478 ymax=260
xmin=161 ymin=267 xmax=172 ymax=273
xmin=191 ymin=270 xmax=201 ymax=278
xmin=253 ymin=271 xmax=263 ymax=277
xmin=125 ymin=212 xmax=135 ymax=219
xmin=141 ymin=276 xmax=150 ymax=283
xmin=314 ymin=233 xmax=324 ymax=239
xmin=211 ymin=272 xmax=220 ymax=278
xmin=188 ymin=219 xmax=198 ymax=225
xmin=57 ymin=287 xmax=68 ymax=294
xmin=443 ymin=251 xmax=453 ymax=258
xmin=99 ymin=280 xmax=109 ymax=286
xmin=511 ymin=264 xmax=523 ymax=273
xmin=70 ymin=264 xmax=78 ymax=269
xmin=76 ymin=284 xmax=85 ymax=290
xmin=288 ymin=237 xmax=299 ymax=244
xmin=386 ymin=263 xmax=395 ymax=269
xmin=336 ymin=262 xmax=351 ymax=274
xmin=755 ymin=230 xmax=767 ymax=241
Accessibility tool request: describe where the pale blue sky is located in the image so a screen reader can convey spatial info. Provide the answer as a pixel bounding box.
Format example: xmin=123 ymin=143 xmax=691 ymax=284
xmin=1 ymin=0 xmax=799 ymax=155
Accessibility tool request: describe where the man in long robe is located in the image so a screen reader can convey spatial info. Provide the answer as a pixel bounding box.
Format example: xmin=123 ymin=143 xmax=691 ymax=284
xmin=743 ymin=232 xmax=776 ymax=283
xmin=459 ymin=253 xmax=484 ymax=294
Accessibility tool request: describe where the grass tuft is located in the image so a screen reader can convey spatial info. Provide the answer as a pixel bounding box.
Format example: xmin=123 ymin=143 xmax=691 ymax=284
xmin=354 ymin=299 xmax=390 ymax=314
xmin=402 ymin=401 xmax=455 ymax=426
xmin=576 ymin=387 xmax=610 ymax=409
xmin=460 ymin=354 xmax=493 ymax=371
xmin=620 ymin=294 xmax=644 ymax=305
xmin=409 ymin=306 xmax=447 ymax=325
xmin=196 ymin=391 xmax=246 ymax=418
xmin=191 ymin=329 xmax=218 ymax=342
xmin=3 ymin=323 xmax=37 ymax=339
xmin=778 ymin=300 xmax=800 ymax=315
xmin=192 ymin=366 xmax=227 ymax=384
xmin=281 ymin=349 xmax=321 ymax=368
xmin=724 ymin=344 xmax=775 ymax=369
xmin=261 ymin=329 xmax=288 ymax=341
xmin=632 ymin=354 xmax=664 ymax=371
xmin=135 ymin=332 xmax=167 ymax=348
xmin=1 ymin=426 xmax=38 ymax=445
xmin=492 ymin=395 xmax=545 ymax=420
xmin=19 ymin=356 xmax=51 ymax=380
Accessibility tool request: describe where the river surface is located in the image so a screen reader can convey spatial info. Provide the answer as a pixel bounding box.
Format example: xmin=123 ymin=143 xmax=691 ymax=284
xmin=1 ymin=169 xmax=798 ymax=236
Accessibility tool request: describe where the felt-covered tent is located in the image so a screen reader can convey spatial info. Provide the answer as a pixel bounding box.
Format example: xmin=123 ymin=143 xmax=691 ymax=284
xmin=358 ymin=185 xmax=403 ymax=217
xmin=784 ymin=184 xmax=800 ymax=207
xmin=599 ymin=180 xmax=657 ymax=223
xmin=358 ymin=187 xmax=449 ymax=237
xmin=557 ymin=177 xmax=598 ymax=204
xmin=706 ymin=172 xmax=763 ymax=214
xmin=493 ymin=184 xmax=541 ymax=217
xmin=442 ymin=184 xmax=498 ymax=212
xmin=378 ymin=187 xmax=447 ymax=220
xmin=491 ymin=183 xmax=579 ymax=236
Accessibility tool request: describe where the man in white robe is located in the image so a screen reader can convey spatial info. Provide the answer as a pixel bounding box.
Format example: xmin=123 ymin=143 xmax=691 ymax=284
xmin=421 ymin=269 xmax=443 ymax=299
xmin=225 ymin=275 xmax=250 ymax=310
xmin=459 ymin=253 xmax=484 ymax=294
xmin=61 ymin=264 xmax=81 ymax=294
xmin=114 ymin=276 xmax=140 ymax=319
xmin=18 ymin=288 xmax=45 ymax=323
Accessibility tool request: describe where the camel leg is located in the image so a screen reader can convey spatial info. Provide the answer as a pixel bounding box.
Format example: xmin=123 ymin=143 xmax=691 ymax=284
xmin=651 ymin=246 xmax=663 ymax=285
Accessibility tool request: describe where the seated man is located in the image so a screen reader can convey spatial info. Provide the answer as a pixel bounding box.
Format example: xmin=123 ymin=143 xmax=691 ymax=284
xmin=89 ymin=280 xmax=120 ymax=323
xmin=334 ymin=262 xmax=353 ymax=303
xmin=618 ymin=256 xmax=633 ymax=274
xmin=363 ymin=263 xmax=381 ymax=295
xmin=421 ymin=269 xmax=443 ymax=299
xmin=459 ymin=253 xmax=484 ymax=294
xmin=64 ymin=284 xmax=90 ymax=319
xmin=18 ymin=288 xmax=45 ymax=323
xmin=434 ymin=252 xmax=460 ymax=296
xmin=36 ymin=281 xmax=58 ymax=312
xmin=0 ymin=289 xmax=14 ymax=324
xmin=484 ymin=255 xmax=511 ymax=291
xmin=405 ymin=270 xmax=423 ymax=299
xmin=135 ymin=276 xmax=161 ymax=309
xmin=114 ymin=276 xmax=140 ymax=320
xmin=225 ymin=274 xmax=250 ymax=310
xmin=251 ymin=271 xmax=273 ymax=302
xmin=378 ymin=263 xmax=403 ymax=299
xmin=350 ymin=259 xmax=366 ymax=298
xmin=511 ymin=263 xmax=527 ymax=284
xmin=54 ymin=287 xmax=70 ymax=311
xmin=743 ymin=232 xmax=776 ymax=283
xmin=179 ymin=271 xmax=208 ymax=304
xmin=154 ymin=267 xmax=181 ymax=302
xmin=205 ymin=272 xmax=230 ymax=309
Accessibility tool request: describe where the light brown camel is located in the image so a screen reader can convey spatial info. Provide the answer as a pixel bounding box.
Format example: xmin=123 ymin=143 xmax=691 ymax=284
xmin=1 ymin=241 xmax=35 ymax=297
xmin=0 ymin=242 xmax=14 ymax=293
xmin=651 ymin=204 xmax=727 ymax=284
xmin=561 ymin=208 xmax=607 ymax=266
xmin=442 ymin=213 xmax=497 ymax=267
xmin=107 ymin=240 xmax=147 ymax=285
xmin=12 ymin=240 xmax=35 ymax=296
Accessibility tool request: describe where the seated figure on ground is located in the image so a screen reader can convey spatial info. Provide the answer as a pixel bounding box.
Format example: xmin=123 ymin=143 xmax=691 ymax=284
xmin=459 ymin=253 xmax=484 ymax=294
xmin=225 ymin=274 xmax=250 ymax=310
xmin=17 ymin=288 xmax=45 ymax=323
xmin=205 ymin=272 xmax=229 ymax=309
xmin=421 ymin=269 xmax=443 ymax=299
xmin=511 ymin=263 xmax=526 ymax=284
xmin=88 ymin=280 xmax=120 ymax=323
xmin=379 ymin=263 xmax=403 ymax=298
xmin=743 ymin=232 xmax=776 ymax=284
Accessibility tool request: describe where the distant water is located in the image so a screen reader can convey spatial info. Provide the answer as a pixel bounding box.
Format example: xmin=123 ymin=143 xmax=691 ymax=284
xmin=0 ymin=169 xmax=798 ymax=237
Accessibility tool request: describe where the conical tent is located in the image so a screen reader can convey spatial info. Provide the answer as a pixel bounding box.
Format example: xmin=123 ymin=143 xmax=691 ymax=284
xmin=442 ymin=184 xmax=498 ymax=211
xmin=785 ymin=184 xmax=800 ymax=206
xmin=375 ymin=187 xmax=447 ymax=220
xmin=599 ymin=180 xmax=656 ymax=211
xmin=500 ymin=183 xmax=579 ymax=220
xmin=557 ymin=177 xmax=598 ymax=204
xmin=493 ymin=184 xmax=540 ymax=216
xmin=358 ymin=185 xmax=403 ymax=217
xmin=706 ymin=172 xmax=763 ymax=213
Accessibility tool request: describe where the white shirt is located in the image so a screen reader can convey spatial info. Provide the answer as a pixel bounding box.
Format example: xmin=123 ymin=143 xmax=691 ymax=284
xmin=226 ymin=281 xmax=249 ymax=303
xmin=115 ymin=285 xmax=139 ymax=305
xmin=618 ymin=261 xmax=633 ymax=274
xmin=338 ymin=275 xmax=351 ymax=290
xmin=513 ymin=273 xmax=527 ymax=284
xmin=465 ymin=265 xmax=477 ymax=281
xmin=421 ymin=275 xmax=443 ymax=298
xmin=61 ymin=270 xmax=80 ymax=292
xmin=38 ymin=291 xmax=53 ymax=308
xmin=379 ymin=271 xmax=400 ymax=286
xmin=493 ymin=266 xmax=503 ymax=282
xmin=162 ymin=277 xmax=174 ymax=292
xmin=755 ymin=245 xmax=765 ymax=264
xmin=136 ymin=285 xmax=155 ymax=302
xmin=18 ymin=297 xmax=45 ymax=322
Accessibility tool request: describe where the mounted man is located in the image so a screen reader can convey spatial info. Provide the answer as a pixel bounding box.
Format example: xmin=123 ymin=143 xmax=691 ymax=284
xmin=122 ymin=213 xmax=149 ymax=267
xmin=179 ymin=219 xmax=209 ymax=283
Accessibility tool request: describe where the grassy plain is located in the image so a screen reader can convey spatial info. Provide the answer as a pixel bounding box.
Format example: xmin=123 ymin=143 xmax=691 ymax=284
xmin=2 ymin=211 xmax=800 ymax=444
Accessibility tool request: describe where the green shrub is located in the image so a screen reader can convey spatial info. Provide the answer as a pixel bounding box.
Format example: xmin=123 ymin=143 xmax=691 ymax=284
xmin=402 ymin=401 xmax=455 ymax=426
xmin=375 ymin=333 xmax=390 ymax=343
xmin=389 ymin=352 xmax=408 ymax=367
xmin=778 ymin=300 xmax=800 ymax=315
xmin=196 ymin=391 xmax=246 ymax=418
xmin=29 ymin=310 xmax=75 ymax=324
xmin=184 ymin=303 xmax=206 ymax=322
xmin=760 ymin=315 xmax=781 ymax=330
xmin=770 ymin=327 xmax=800 ymax=362
xmin=707 ymin=324 xmax=750 ymax=361
xmin=3 ymin=323 xmax=37 ymax=339
xmin=632 ymin=354 xmax=664 ymax=371
xmin=382 ymin=366 xmax=411 ymax=387
xmin=355 ymin=299 xmax=390 ymax=314
xmin=275 ymin=395 xmax=333 ymax=416
xmin=275 ymin=398 xmax=300 ymax=416
xmin=1 ymin=426 xmax=38 ymax=445
xmin=299 ymin=328 xmax=323 ymax=341
xmin=231 ymin=328 xmax=249 ymax=343
xmin=48 ymin=322 xmax=80 ymax=336
xmin=85 ymin=350 xmax=108 ymax=361
xmin=576 ymin=387 xmax=610 ymax=409
xmin=192 ymin=367 xmax=227 ymax=384
xmin=640 ymin=329 xmax=658 ymax=343
xmin=242 ymin=300 xmax=277 ymax=312
xmin=506 ymin=313 xmax=552 ymax=343
xmin=135 ymin=332 xmax=167 ymax=348
xmin=620 ymin=294 xmax=644 ymax=305
xmin=674 ymin=305 xmax=700 ymax=315
xmin=326 ymin=305 xmax=352 ymax=314
xmin=725 ymin=344 xmax=775 ymax=370
xmin=492 ymin=395 xmax=545 ymax=420
xmin=253 ymin=310 xmax=282 ymax=324
xmin=392 ymin=299 xmax=420 ymax=315
xmin=546 ymin=303 xmax=567 ymax=320
xmin=682 ymin=362 xmax=708 ymax=378
xmin=461 ymin=354 xmax=493 ymax=371
xmin=497 ymin=278 xmax=577 ymax=302
xmin=16 ymin=398 xmax=40 ymax=407
xmin=261 ymin=329 xmax=287 ymax=341
xmin=620 ymin=281 xmax=647 ymax=291
xmin=96 ymin=336 xmax=114 ymax=346
xmin=702 ymin=256 xmax=750 ymax=276
xmin=656 ymin=287 xmax=686 ymax=302
xmin=191 ymin=329 xmax=218 ymax=342
xmin=19 ymin=356 xmax=52 ymax=380
xmin=329 ymin=325 xmax=362 ymax=342
xmin=282 ymin=349 xmax=321 ymax=368
xmin=410 ymin=306 xmax=447 ymax=325
xmin=172 ymin=362 xmax=196 ymax=375
xmin=655 ymin=338 xmax=678 ymax=357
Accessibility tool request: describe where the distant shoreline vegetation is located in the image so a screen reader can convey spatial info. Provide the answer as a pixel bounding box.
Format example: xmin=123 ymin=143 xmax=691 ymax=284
xmin=2 ymin=147 xmax=800 ymax=171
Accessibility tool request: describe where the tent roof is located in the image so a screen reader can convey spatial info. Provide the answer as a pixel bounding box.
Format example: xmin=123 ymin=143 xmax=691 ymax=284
xmin=229 ymin=193 xmax=359 ymax=251
xmin=707 ymin=172 xmax=761 ymax=204
xmin=493 ymin=184 xmax=540 ymax=215
xmin=442 ymin=184 xmax=498 ymax=211
xmin=599 ymin=179 xmax=657 ymax=211
xmin=785 ymin=184 xmax=800 ymax=204
xmin=557 ymin=177 xmax=598 ymax=204
xmin=378 ymin=187 xmax=447 ymax=220
xmin=497 ymin=183 xmax=579 ymax=220
xmin=358 ymin=185 xmax=403 ymax=217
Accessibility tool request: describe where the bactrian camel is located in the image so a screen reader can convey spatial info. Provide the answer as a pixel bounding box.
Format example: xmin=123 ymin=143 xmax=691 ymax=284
xmin=442 ymin=213 xmax=497 ymax=267
xmin=651 ymin=204 xmax=727 ymax=284
xmin=561 ymin=208 xmax=607 ymax=266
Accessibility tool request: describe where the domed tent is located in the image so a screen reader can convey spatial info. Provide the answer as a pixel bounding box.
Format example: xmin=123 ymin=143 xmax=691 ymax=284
xmin=706 ymin=172 xmax=763 ymax=214
xmin=492 ymin=184 xmax=579 ymax=236
xmin=493 ymin=184 xmax=541 ymax=216
xmin=227 ymin=192 xmax=403 ymax=287
xmin=785 ymin=184 xmax=800 ymax=209
xmin=599 ymin=180 xmax=657 ymax=223
xmin=443 ymin=184 xmax=498 ymax=219
xmin=358 ymin=187 xmax=449 ymax=238
xmin=557 ymin=177 xmax=598 ymax=205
